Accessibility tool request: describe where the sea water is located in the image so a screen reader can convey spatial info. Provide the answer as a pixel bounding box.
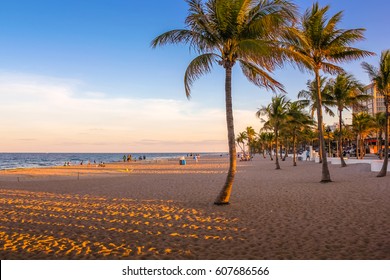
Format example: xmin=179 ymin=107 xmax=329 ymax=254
xmin=0 ymin=153 xmax=217 ymax=170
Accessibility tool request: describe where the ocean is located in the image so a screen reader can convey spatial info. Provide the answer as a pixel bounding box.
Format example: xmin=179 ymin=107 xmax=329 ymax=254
xmin=0 ymin=153 xmax=217 ymax=170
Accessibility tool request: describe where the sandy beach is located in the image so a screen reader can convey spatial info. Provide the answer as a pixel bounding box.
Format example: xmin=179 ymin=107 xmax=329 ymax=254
xmin=0 ymin=155 xmax=389 ymax=260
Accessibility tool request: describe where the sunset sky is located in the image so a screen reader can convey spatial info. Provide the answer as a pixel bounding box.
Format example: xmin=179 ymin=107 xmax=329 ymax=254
xmin=0 ymin=0 xmax=389 ymax=152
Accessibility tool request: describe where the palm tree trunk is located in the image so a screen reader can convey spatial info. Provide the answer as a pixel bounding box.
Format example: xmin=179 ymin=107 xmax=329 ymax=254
xmin=356 ymin=136 xmax=360 ymax=159
xmin=339 ymin=110 xmax=347 ymax=167
xmin=293 ymin=133 xmax=297 ymax=166
xmin=283 ymin=143 xmax=288 ymax=161
xmin=315 ymin=69 xmax=331 ymax=182
xmin=280 ymin=143 xmax=283 ymax=160
xmin=318 ymin=141 xmax=323 ymax=163
xmin=275 ymin=129 xmax=280 ymax=169
xmin=214 ymin=65 xmax=236 ymax=204
xmin=377 ymin=96 xmax=389 ymax=177
xmin=377 ymin=131 xmax=382 ymax=159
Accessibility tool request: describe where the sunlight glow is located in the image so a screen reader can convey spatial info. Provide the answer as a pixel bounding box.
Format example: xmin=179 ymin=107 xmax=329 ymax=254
xmin=0 ymin=189 xmax=244 ymax=259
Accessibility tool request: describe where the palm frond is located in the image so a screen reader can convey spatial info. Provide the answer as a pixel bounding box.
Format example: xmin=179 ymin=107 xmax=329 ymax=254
xmin=151 ymin=29 xmax=208 ymax=52
xmin=239 ymin=60 xmax=285 ymax=92
xmin=184 ymin=53 xmax=220 ymax=98
xmin=361 ymin=61 xmax=378 ymax=80
xmin=321 ymin=62 xmax=344 ymax=75
xmin=329 ymin=47 xmax=376 ymax=64
xmin=245 ymin=0 xmax=297 ymax=38
xmin=238 ymin=39 xmax=283 ymax=71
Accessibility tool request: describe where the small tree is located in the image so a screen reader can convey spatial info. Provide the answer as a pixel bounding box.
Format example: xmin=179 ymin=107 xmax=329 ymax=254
xmin=257 ymin=94 xmax=290 ymax=169
xmin=284 ymin=101 xmax=314 ymax=166
xmin=373 ymin=112 xmax=386 ymax=159
xmin=352 ymin=113 xmax=374 ymax=159
xmin=327 ymin=74 xmax=369 ymax=166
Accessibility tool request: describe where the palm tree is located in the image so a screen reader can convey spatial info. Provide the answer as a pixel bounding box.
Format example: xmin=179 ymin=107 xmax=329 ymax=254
xmin=298 ymin=77 xmax=334 ymax=163
xmin=324 ymin=125 xmax=334 ymax=157
xmin=245 ymin=126 xmax=256 ymax=158
xmin=373 ymin=112 xmax=386 ymax=159
xmin=298 ymin=78 xmax=334 ymax=119
xmin=283 ymin=2 xmax=374 ymax=182
xmin=259 ymin=131 xmax=275 ymax=160
xmin=341 ymin=125 xmax=355 ymax=149
xmin=236 ymin=131 xmax=247 ymax=155
xmin=327 ymin=73 xmax=369 ymax=166
xmin=352 ymin=112 xmax=374 ymax=159
xmin=257 ymin=94 xmax=290 ymax=169
xmin=362 ymin=50 xmax=390 ymax=177
xmin=152 ymin=0 xmax=297 ymax=204
xmin=285 ymin=101 xmax=314 ymax=166
xmin=257 ymin=132 xmax=269 ymax=158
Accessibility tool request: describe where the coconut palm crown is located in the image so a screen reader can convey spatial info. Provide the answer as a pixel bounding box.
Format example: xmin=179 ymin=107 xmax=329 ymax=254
xmin=298 ymin=77 xmax=334 ymax=119
xmin=282 ymin=2 xmax=374 ymax=182
xmin=152 ymin=0 xmax=297 ymax=204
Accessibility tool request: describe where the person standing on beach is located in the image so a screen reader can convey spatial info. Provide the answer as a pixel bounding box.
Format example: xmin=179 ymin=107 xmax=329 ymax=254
xmin=123 ymin=155 xmax=126 ymax=162
xmin=306 ymin=150 xmax=310 ymax=161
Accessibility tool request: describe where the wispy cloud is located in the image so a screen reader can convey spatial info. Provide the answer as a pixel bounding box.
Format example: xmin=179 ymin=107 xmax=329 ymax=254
xmin=0 ymin=72 xmax=260 ymax=152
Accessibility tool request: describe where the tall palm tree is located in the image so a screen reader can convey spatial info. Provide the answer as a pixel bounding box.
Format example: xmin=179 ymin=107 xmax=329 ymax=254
xmin=327 ymin=73 xmax=369 ymax=166
xmin=352 ymin=112 xmax=374 ymax=159
xmin=362 ymin=50 xmax=390 ymax=177
xmin=283 ymin=2 xmax=374 ymax=182
xmin=152 ymin=0 xmax=297 ymax=204
xmin=257 ymin=94 xmax=290 ymax=169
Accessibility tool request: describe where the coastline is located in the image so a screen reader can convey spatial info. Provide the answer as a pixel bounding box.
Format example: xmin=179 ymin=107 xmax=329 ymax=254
xmin=1 ymin=155 xmax=389 ymax=260
xmin=0 ymin=152 xmax=225 ymax=170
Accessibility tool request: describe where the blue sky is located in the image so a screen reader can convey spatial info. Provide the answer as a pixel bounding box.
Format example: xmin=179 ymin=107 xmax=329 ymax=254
xmin=0 ymin=0 xmax=389 ymax=152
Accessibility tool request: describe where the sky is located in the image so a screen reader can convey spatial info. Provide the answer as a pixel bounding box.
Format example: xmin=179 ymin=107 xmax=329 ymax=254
xmin=0 ymin=0 xmax=389 ymax=153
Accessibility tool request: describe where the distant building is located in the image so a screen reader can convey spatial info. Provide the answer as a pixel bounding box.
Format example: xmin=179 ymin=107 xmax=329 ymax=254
xmin=353 ymin=83 xmax=386 ymax=116
xmin=352 ymin=83 xmax=389 ymax=154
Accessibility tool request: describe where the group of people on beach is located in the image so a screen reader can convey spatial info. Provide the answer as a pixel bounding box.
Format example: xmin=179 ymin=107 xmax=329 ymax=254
xmin=186 ymin=153 xmax=200 ymax=162
xmin=123 ymin=154 xmax=146 ymax=162
xmin=238 ymin=153 xmax=252 ymax=161
xmin=123 ymin=154 xmax=132 ymax=162
xmin=63 ymin=160 xmax=106 ymax=167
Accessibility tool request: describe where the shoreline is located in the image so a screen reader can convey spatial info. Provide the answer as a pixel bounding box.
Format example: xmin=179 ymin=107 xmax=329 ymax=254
xmin=0 ymin=152 xmax=226 ymax=171
xmin=1 ymin=155 xmax=389 ymax=260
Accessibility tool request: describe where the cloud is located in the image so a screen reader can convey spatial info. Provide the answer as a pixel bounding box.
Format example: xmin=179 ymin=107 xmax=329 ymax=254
xmin=0 ymin=72 xmax=260 ymax=152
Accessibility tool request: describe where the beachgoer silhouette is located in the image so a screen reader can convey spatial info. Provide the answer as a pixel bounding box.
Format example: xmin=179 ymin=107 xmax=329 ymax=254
xmin=306 ymin=150 xmax=310 ymax=161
